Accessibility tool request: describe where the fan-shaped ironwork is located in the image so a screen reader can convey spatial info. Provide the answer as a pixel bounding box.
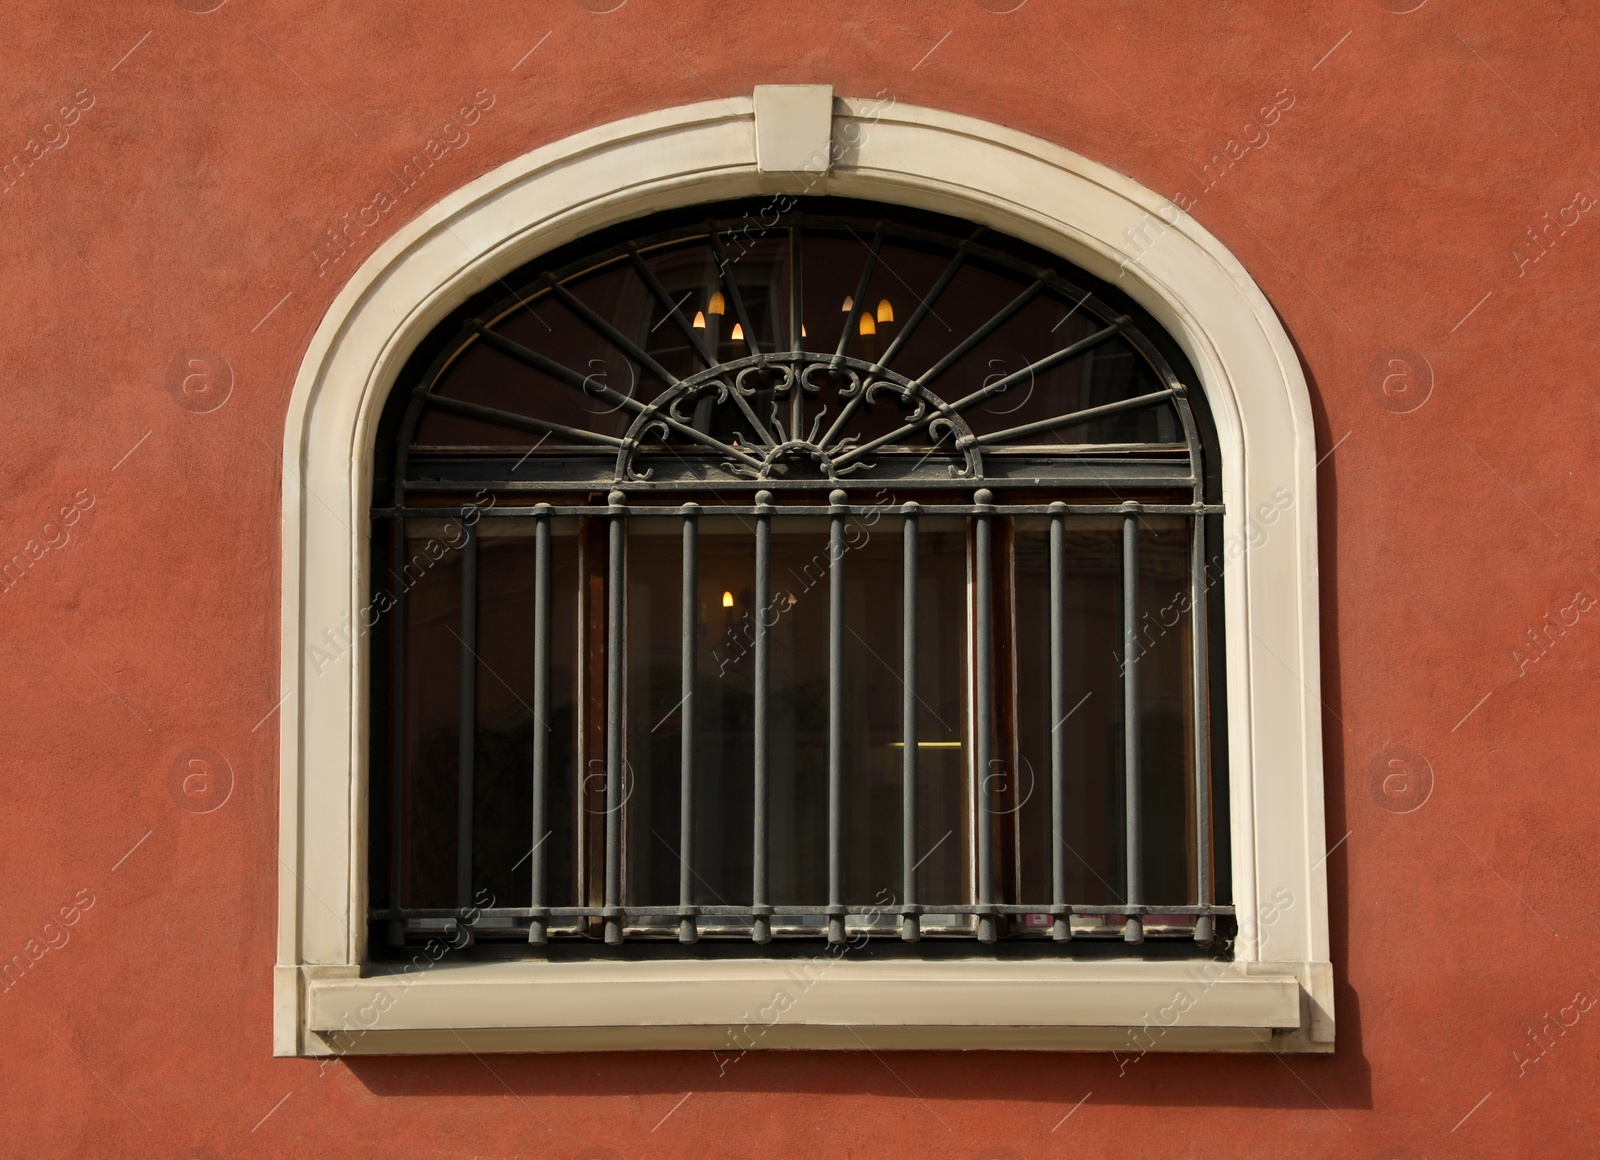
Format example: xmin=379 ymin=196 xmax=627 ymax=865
xmin=388 ymin=203 xmax=1209 ymax=501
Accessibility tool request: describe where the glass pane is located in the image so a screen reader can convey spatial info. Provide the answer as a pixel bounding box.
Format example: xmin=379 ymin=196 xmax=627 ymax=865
xmin=908 ymin=518 xmax=970 ymax=920
xmin=397 ymin=519 xmax=579 ymax=913
xmin=624 ymin=520 xmax=687 ymax=917
xmin=624 ymin=511 xmax=970 ymax=932
xmin=836 ymin=514 xmax=969 ymax=917
xmin=471 ymin=520 xmax=579 ymax=915
xmin=1011 ymin=516 xmax=1126 ymax=915
xmin=399 ymin=524 xmax=462 ymax=910
xmin=1012 ymin=514 xmax=1195 ymax=922
xmin=1136 ymin=515 xmax=1197 ymax=908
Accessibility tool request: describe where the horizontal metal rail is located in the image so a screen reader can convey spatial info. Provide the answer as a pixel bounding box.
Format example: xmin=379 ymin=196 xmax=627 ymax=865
xmin=374 ymin=903 xmax=1237 ymax=920
xmin=375 ymin=502 xmax=1225 ymax=519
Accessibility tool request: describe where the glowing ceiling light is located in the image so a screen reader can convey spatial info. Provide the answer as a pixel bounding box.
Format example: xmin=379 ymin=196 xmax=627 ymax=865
xmin=722 ymin=590 xmax=735 ymax=608
xmin=692 ymin=310 xmax=706 ymax=329
xmin=840 ymin=295 xmax=853 ymax=312
xmin=859 ymin=314 xmax=876 ymax=336
xmin=730 ymin=323 xmax=744 ymax=341
xmin=877 ymin=298 xmax=894 ymax=323
xmin=707 ymin=291 xmax=725 ymax=316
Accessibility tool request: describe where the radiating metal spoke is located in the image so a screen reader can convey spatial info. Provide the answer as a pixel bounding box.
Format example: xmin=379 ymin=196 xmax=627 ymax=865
xmin=834 ymin=227 xmax=884 ymax=360
xmin=950 ymin=320 xmax=1130 ymax=413
xmin=707 ymin=230 xmax=763 ymax=361
xmin=971 ymin=387 xmax=1177 ymax=448
xmin=626 ymin=243 xmax=718 ymax=369
xmin=832 ymin=321 xmax=1132 ymax=469
xmin=471 ymin=323 xmax=611 ymax=395
xmin=545 ymin=276 xmax=684 ymax=387
xmin=917 ymin=277 xmax=1046 ymax=390
xmin=788 ymin=227 xmax=804 ymax=436
xmin=706 ymin=230 xmax=777 ymax=446
xmin=423 ymin=392 xmax=626 ymax=449
xmin=466 ymin=327 xmax=765 ymax=467
xmin=875 ymin=230 xmax=980 ymax=371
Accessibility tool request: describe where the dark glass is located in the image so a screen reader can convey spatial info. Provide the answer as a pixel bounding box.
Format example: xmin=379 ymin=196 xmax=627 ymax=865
xmin=1134 ymin=516 xmax=1197 ymax=907
xmin=623 ymin=512 xmax=968 ymax=932
xmin=1010 ymin=515 xmax=1196 ymax=927
xmin=399 ymin=523 xmax=462 ymax=909
xmin=398 ymin=519 xmax=579 ymax=914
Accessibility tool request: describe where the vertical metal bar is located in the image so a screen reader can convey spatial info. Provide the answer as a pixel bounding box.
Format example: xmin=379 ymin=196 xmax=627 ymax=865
xmin=1122 ymin=505 xmax=1144 ymax=944
xmin=1049 ymin=502 xmax=1071 ymax=942
xmin=387 ymin=520 xmax=407 ymax=946
xmin=528 ymin=505 xmax=552 ymax=945
xmin=1190 ymin=514 xmax=1214 ymax=946
xmin=827 ymin=489 xmax=847 ymax=944
xmin=574 ymin=519 xmax=590 ymax=917
xmin=752 ymin=489 xmax=773 ymax=944
xmin=679 ymin=503 xmax=700 ymax=944
xmin=973 ymin=489 xmax=997 ymax=943
xmin=901 ymin=503 xmax=920 ymax=942
xmin=604 ymin=490 xmax=627 ymax=945
xmin=456 ymin=514 xmax=478 ymax=911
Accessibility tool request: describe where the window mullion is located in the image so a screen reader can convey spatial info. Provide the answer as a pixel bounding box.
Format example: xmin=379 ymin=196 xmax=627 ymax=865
xmin=604 ymin=491 xmax=626 ymax=946
xmin=900 ymin=503 xmax=920 ymax=942
xmin=678 ymin=503 xmax=700 ymax=944
xmin=529 ymin=504 xmax=552 ymax=945
xmin=1121 ymin=506 xmax=1145 ymax=944
xmin=1048 ymin=502 xmax=1071 ymax=942
xmin=973 ymin=488 xmax=997 ymax=944
xmin=456 ymin=513 xmax=478 ymax=912
xmin=1190 ymin=513 xmax=1214 ymax=946
xmin=751 ymin=490 xmax=774 ymax=944
xmin=827 ymin=489 xmax=847 ymax=944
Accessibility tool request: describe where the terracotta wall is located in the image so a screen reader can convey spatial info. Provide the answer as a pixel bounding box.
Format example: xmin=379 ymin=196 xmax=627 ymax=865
xmin=3 ymin=1 xmax=1598 ymax=1156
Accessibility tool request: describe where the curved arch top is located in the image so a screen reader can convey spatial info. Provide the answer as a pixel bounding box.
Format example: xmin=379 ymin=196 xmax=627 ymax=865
xmin=276 ymin=90 xmax=1330 ymax=1054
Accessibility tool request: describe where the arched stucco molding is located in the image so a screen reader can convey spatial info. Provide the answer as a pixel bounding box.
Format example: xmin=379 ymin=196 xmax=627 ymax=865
xmin=277 ymin=89 xmax=1330 ymax=1055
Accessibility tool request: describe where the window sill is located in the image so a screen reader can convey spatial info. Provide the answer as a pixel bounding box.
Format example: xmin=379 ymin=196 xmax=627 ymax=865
xmin=290 ymin=958 xmax=1331 ymax=1055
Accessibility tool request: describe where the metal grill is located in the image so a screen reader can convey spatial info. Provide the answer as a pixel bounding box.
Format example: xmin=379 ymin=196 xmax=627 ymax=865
xmin=368 ymin=199 xmax=1232 ymax=952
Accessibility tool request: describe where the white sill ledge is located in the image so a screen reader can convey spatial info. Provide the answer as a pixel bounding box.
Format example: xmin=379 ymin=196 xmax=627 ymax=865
xmin=292 ymin=958 xmax=1331 ymax=1055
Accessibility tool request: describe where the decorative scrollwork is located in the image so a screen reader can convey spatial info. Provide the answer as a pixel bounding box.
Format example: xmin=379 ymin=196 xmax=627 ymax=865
xmin=612 ymin=353 xmax=979 ymax=483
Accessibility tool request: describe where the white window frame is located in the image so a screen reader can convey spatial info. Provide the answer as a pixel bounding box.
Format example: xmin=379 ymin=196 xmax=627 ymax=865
xmin=275 ymin=87 xmax=1332 ymax=1056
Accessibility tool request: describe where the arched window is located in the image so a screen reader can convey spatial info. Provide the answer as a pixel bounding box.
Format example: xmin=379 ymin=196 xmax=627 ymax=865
xmin=276 ymin=91 xmax=1330 ymax=1055
xmin=367 ymin=198 xmax=1230 ymax=953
